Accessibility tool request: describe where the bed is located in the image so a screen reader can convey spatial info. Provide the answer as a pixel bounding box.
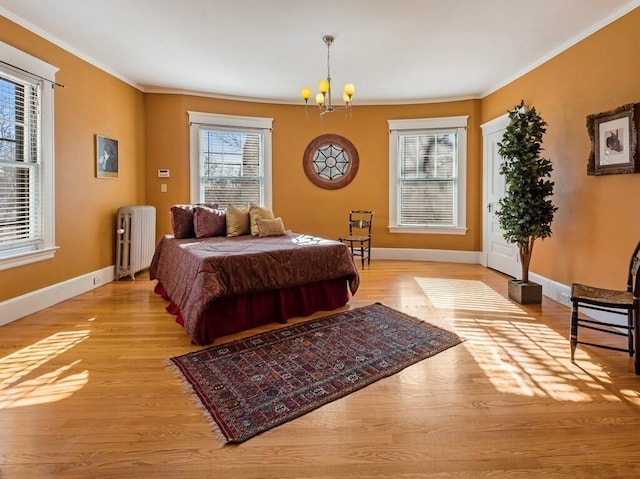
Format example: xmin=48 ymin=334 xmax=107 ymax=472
xmin=149 ymin=232 xmax=360 ymax=345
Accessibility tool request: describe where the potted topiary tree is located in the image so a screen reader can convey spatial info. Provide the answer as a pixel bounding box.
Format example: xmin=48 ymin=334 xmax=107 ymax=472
xmin=495 ymin=100 xmax=558 ymax=304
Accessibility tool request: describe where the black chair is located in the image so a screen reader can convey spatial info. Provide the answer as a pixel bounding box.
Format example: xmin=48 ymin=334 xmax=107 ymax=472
xmin=570 ymin=240 xmax=640 ymax=375
xmin=339 ymin=210 xmax=374 ymax=268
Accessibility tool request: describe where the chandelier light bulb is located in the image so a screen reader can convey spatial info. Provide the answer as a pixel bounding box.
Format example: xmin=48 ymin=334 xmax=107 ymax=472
xmin=318 ymin=79 xmax=329 ymax=94
xmin=343 ymin=83 xmax=355 ymax=97
xmin=315 ymin=92 xmax=325 ymax=106
xmin=301 ymin=87 xmax=312 ymax=101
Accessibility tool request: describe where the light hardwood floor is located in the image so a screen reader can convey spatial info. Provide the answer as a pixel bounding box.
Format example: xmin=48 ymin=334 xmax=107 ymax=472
xmin=2 ymin=260 xmax=640 ymax=478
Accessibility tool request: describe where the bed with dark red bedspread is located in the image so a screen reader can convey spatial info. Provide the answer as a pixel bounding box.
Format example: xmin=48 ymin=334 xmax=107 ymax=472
xmin=150 ymin=233 xmax=360 ymax=344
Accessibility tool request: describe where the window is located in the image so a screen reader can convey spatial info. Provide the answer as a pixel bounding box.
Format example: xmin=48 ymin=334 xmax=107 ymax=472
xmin=188 ymin=112 xmax=273 ymax=208
xmin=388 ymin=116 xmax=468 ymax=235
xmin=0 ymin=41 xmax=57 ymax=270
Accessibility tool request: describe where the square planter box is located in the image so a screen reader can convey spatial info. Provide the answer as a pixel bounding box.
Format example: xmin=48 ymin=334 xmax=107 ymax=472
xmin=508 ymin=279 xmax=542 ymax=304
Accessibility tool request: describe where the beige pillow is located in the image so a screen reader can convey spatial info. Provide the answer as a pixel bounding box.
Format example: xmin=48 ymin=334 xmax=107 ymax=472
xmin=256 ymin=217 xmax=286 ymax=237
xmin=249 ymin=204 xmax=275 ymax=236
xmin=226 ymin=204 xmax=251 ymax=237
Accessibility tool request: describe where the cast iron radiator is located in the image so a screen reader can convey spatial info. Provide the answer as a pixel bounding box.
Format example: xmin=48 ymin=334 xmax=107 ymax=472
xmin=115 ymin=205 xmax=156 ymax=280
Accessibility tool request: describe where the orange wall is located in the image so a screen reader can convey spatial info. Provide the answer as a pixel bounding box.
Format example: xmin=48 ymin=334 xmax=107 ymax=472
xmin=145 ymin=95 xmax=483 ymax=251
xmin=3 ymin=6 xmax=640 ymax=306
xmin=0 ymin=17 xmax=146 ymax=301
xmin=482 ymin=7 xmax=640 ymax=289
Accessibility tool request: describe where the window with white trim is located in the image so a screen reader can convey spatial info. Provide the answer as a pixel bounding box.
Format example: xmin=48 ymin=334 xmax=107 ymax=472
xmin=0 ymin=41 xmax=57 ymax=270
xmin=188 ymin=112 xmax=272 ymax=208
xmin=388 ymin=116 xmax=468 ymax=235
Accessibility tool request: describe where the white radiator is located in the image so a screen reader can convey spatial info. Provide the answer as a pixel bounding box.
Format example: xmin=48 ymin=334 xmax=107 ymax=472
xmin=115 ymin=205 xmax=156 ymax=280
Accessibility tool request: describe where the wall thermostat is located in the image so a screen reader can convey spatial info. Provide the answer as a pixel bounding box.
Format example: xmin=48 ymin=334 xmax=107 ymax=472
xmin=158 ymin=169 xmax=170 ymax=178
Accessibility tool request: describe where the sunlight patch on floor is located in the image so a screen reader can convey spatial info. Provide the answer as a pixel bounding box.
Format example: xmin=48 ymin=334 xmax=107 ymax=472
xmin=413 ymin=277 xmax=640 ymax=403
xmin=415 ymin=277 xmax=525 ymax=315
xmin=456 ymin=317 xmax=602 ymax=401
xmin=0 ymin=329 xmax=89 ymax=409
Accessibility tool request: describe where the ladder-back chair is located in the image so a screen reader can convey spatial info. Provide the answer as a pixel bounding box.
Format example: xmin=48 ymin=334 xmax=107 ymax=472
xmin=570 ymin=240 xmax=640 ymax=375
xmin=339 ymin=210 xmax=374 ymax=268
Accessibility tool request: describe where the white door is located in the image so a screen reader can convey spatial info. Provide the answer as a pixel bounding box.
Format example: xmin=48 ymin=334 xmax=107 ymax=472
xmin=481 ymin=114 xmax=520 ymax=278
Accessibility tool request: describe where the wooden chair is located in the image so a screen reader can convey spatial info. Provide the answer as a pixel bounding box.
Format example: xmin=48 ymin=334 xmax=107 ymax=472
xmin=339 ymin=210 xmax=374 ymax=268
xmin=570 ymin=240 xmax=640 ymax=375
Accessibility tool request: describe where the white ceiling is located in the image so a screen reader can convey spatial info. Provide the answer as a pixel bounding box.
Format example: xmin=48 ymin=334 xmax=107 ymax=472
xmin=1 ymin=0 xmax=639 ymax=105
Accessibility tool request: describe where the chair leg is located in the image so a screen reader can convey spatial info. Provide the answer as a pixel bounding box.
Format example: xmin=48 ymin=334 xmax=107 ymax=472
xmin=634 ymin=308 xmax=640 ymax=375
xmin=367 ymin=240 xmax=371 ymax=266
xmin=570 ymin=302 xmax=578 ymax=362
xmin=628 ymin=310 xmax=635 ymax=357
xmin=360 ymin=242 xmax=365 ymax=268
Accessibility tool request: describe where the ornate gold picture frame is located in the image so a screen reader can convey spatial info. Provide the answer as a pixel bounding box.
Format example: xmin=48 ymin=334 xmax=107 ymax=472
xmin=586 ymin=103 xmax=640 ymax=176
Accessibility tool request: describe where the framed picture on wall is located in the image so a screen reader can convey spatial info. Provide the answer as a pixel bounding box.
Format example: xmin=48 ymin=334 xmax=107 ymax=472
xmin=96 ymin=135 xmax=119 ymax=178
xmin=586 ymin=103 xmax=640 ymax=176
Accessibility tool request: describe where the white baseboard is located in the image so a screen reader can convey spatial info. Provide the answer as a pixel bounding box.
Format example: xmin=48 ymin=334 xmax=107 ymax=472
xmin=530 ymin=272 xmax=572 ymax=307
xmin=372 ymin=247 xmax=482 ymax=264
xmin=1 ymin=250 xmax=624 ymax=330
xmin=0 ymin=265 xmax=115 ymax=327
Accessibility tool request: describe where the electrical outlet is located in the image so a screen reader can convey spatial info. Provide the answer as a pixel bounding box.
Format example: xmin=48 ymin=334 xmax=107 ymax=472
xmin=93 ymin=277 xmax=102 ymax=286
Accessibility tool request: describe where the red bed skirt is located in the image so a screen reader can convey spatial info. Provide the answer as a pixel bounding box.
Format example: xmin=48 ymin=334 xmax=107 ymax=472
xmin=154 ymin=278 xmax=350 ymax=345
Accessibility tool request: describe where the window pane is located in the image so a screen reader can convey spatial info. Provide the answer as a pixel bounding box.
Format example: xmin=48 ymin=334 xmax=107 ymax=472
xmin=200 ymin=129 xmax=263 ymax=207
xmin=399 ymin=133 xmax=455 ymax=179
xmin=0 ymin=78 xmax=21 ymax=162
xmin=203 ymin=178 xmax=262 ymax=206
xmin=400 ymin=179 xmax=454 ymax=226
xmin=0 ymin=72 xmax=41 ymax=253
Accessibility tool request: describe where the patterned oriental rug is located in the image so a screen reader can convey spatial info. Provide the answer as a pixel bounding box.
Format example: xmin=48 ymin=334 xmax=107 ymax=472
xmin=167 ymin=302 xmax=464 ymax=443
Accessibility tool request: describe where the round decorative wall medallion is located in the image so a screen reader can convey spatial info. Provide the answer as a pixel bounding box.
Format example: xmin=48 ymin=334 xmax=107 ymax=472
xmin=302 ymin=134 xmax=359 ymax=189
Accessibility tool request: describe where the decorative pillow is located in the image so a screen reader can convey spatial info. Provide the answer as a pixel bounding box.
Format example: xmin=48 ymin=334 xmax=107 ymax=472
xmin=170 ymin=203 xmax=217 ymax=239
xmin=226 ymin=204 xmax=251 ymax=237
xmin=170 ymin=204 xmax=196 ymax=239
xmin=256 ymin=217 xmax=286 ymax=237
xmin=249 ymin=204 xmax=275 ymax=236
xmin=193 ymin=205 xmax=226 ymax=238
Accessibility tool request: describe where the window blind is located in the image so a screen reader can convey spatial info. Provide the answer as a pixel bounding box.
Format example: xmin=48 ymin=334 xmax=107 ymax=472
xmin=200 ymin=128 xmax=263 ymax=207
xmin=397 ymin=131 xmax=457 ymax=226
xmin=0 ymin=72 xmax=42 ymax=252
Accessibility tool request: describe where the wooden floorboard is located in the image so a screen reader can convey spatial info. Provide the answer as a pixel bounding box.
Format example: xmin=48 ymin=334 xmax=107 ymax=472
xmin=1 ymin=260 xmax=640 ymax=478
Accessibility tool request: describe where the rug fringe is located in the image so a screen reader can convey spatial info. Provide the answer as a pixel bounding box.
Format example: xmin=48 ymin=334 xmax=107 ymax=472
xmin=164 ymin=358 xmax=229 ymax=444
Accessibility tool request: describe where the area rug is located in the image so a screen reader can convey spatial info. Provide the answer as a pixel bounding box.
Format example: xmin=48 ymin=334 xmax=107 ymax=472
xmin=167 ymin=302 xmax=463 ymax=443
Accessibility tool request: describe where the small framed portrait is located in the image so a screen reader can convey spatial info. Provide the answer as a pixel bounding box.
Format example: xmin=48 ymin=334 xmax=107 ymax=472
xmin=96 ymin=135 xmax=119 ymax=178
xmin=587 ymin=103 xmax=640 ymax=176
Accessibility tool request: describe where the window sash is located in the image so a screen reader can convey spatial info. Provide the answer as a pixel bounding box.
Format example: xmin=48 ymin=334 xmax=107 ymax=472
xmin=0 ymin=70 xmax=42 ymax=253
xmin=199 ymin=127 xmax=265 ymax=207
xmin=399 ymin=178 xmax=455 ymax=226
xmin=397 ymin=130 xmax=458 ymax=227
